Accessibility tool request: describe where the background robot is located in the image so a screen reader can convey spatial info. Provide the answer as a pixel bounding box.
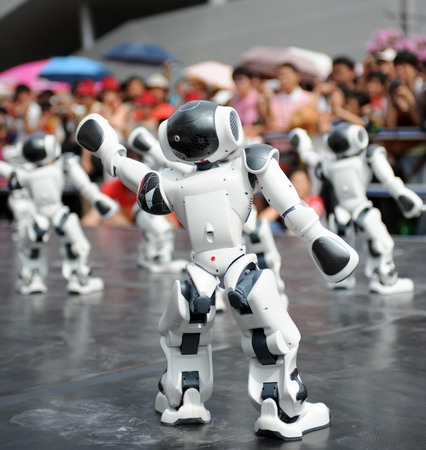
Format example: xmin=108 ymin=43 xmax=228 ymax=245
xmin=76 ymin=101 xmax=358 ymax=441
xmin=0 ymin=132 xmax=118 ymax=294
xmin=129 ymin=126 xmax=287 ymax=305
xmin=290 ymin=124 xmax=424 ymax=294
xmin=127 ymin=126 xmax=189 ymax=274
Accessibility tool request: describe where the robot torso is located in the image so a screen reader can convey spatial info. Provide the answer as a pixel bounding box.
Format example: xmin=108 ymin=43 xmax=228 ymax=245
xmin=162 ymin=156 xmax=253 ymax=275
xmin=324 ymin=153 xmax=372 ymax=213
xmin=25 ymin=161 xmax=65 ymax=217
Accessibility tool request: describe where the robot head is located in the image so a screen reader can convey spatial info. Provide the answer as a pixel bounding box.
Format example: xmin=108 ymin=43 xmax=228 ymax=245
xmin=325 ymin=123 xmax=369 ymax=158
xmin=21 ymin=132 xmax=61 ymax=165
xmin=158 ymin=100 xmax=244 ymax=165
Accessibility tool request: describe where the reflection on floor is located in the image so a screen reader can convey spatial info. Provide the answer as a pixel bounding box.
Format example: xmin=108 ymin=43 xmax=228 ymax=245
xmin=0 ymin=224 xmax=425 ymax=449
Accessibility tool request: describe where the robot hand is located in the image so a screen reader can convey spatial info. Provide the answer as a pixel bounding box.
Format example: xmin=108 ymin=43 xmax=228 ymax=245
xmin=128 ymin=127 xmax=158 ymax=155
xmin=76 ymin=113 xmax=126 ymax=176
xmin=93 ymin=193 xmax=119 ymax=220
xmin=395 ymin=186 xmax=425 ymax=219
xmin=288 ymin=128 xmax=320 ymax=167
xmin=7 ymin=171 xmax=23 ymax=191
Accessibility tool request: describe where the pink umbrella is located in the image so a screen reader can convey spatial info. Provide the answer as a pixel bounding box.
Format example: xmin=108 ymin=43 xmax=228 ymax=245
xmin=184 ymin=61 xmax=235 ymax=91
xmin=242 ymin=46 xmax=332 ymax=81
xmin=0 ymin=59 xmax=70 ymax=91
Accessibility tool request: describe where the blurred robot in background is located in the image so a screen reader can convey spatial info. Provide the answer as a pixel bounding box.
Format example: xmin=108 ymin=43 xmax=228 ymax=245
xmin=291 ymin=124 xmax=424 ymax=294
xmin=76 ymin=101 xmax=358 ymax=441
xmin=128 ymin=126 xmax=189 ymax=274
xmin=0 ymin=133 xmax=118 ymax=294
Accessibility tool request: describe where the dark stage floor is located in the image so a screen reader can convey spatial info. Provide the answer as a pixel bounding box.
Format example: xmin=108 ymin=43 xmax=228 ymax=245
xmin=0 ymin=223 xmax=426 ymax=450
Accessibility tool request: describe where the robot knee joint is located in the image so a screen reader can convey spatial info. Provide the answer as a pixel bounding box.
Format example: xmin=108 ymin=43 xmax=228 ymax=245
xmin=227 ymin=262 xmax=260 ymax=314
xmin=181 ymin=280 xmax=214 ymax=316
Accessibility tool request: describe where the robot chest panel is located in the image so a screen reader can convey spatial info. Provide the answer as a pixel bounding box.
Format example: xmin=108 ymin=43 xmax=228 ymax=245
xmin=28 ymin=166 xmax=64 ymax=204
xmin=329 ymin=158 xmax=370 ymax=204
xmin=166 ymin=165 xmax=252 ymax=248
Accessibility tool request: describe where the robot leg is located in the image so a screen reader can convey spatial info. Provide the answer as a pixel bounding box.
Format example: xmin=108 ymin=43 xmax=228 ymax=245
xmin=7 ymin=188 xmax=35 ymax=242
xmin=243 ymin=215 xmax=288 ymax=307
xmin=328 ymin=206 xmax=356 ymax=290
xmin=134 ymin=207 xmax=187 ymax=273
xmin=224 ymin=254 xmax=330 ymax=441
xmin=15 ymin=214 xmax=49 ymax=294
xmin=156 ymin=263 xmax=218 ymax=425
xmin=355 ymin=207 xmax=413 ymax=294
xmin=53 ymin=209 xmax=104 ymax=294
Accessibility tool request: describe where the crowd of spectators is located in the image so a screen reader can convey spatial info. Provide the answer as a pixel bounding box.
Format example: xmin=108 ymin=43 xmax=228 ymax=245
xmin=0 ymin=40 xmax=425 ymax=233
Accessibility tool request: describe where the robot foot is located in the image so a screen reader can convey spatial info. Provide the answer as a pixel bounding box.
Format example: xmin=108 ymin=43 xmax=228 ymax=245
xmin=67 ymin=275 xmax=104 ymax=295
xmin=328 ymin=275 xmax=356 ymax=290
xmin=254 ymin=399 xmax=330 ymax=441
xmin=137 ymin=257 xmax=187 ymax=274
xmin=16 ymin=274 xmax=47 ymax=295
xmin=155 ymin=389 xmax=211 ymax=425
xmin=369 ymin=275 xmax=414 ymax=295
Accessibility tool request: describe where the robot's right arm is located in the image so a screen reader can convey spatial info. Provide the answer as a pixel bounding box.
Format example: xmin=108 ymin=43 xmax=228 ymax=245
xmin=128 ymin=127 xmax=194 ymax=174
xmin=367 ymin=144 xmax=424 ymax=218
xmin=288 ymin=128 xmax=321 ymax=168
xmin=243 ymin=144 xmax=358 ymax=283
xmin=0 ymin=161 xmax=27 ymax=190
xmin=76 ymin=114 xmax=153 ymax=193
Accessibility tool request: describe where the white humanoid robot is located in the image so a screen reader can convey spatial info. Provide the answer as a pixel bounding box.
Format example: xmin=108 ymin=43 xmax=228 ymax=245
xmin=290 ymin=123 xmax=424 ymax=295
xmin=128 ymin=126 xmax=287 ymax=305
xmin=76 ymin=101 xmax=358 ymax=441
xmin=0 ymin=132 xmax=118 ymax=295
xmin=127 ymin=127 xmax=189 ymax=274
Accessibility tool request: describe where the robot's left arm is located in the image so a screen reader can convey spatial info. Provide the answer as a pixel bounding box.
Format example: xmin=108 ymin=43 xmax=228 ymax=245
xmin=367 ymin=144 xmax=424 ymax=218
xmin=76 ymin=113 xmax=154 ymax=193
xmin=63 ymin=154 xmax=119 ymax=220
xmin=243 ymin=144 xmax=359 ymax=283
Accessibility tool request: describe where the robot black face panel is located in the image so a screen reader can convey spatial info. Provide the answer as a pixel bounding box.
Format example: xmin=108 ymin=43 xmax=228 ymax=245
xmin=166 ymin=101 xmax=220 ymax=161
xmin=327 ymin=124 xmax=350 ymax=154
xmin=22 ymin=134 xmax=47 ymax=163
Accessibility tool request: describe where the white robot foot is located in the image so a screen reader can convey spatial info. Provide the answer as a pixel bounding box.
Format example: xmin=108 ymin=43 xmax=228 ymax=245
xmin=67 ymin=274 xmax=104 ymax=295
xmin=254 ymin=399 xmax=330 ymax=441
xmin=328 ymin=275 xmax=356 ymax=290
xmin=16 ymin=274 xmax=47 ymax=295
xmin=155 ymin=389 xmax=211 ymax=425
xmin=369 ymin=275 xmax=414 ymax=295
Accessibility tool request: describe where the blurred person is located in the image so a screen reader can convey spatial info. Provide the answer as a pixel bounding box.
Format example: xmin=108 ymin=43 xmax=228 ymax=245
xmin=8 ymin=84 xmax=42 ymax=141
xmin=97 ymin=75 xmax=131 ymax=139
xmin=385 ymin=78 xmax=419 ymax=128
xmin=331 ymin=56 xmax=357 ymax=91
xmin=146 ymin=73 xmax=175 ymax=126
xmin=330 ymin=87 xmax=370 ymax=127
xmin=265 ymin=63 xmax=318 ymax=133
xmin=229 ymin=66 xmax=264 ymax=137
xmin=38 ymin=100 xmax=65 ymax=142
xmin=363 ymin=71 xmax=389 ymax=128
xmin=122 ymin=76 xmax=146 ymax=104
xmin=375 ymin=49 xmax=396 ymax=79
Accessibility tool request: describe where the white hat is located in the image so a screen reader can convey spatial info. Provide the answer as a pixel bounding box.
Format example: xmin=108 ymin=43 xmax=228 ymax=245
xmin=147 ymin=73 xmax=169 ymax=89
xmin=376 ymin=48 xmax=396 ymax=62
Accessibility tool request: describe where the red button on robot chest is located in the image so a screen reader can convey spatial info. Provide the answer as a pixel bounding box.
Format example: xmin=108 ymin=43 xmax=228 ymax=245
xmin=211 ymin=256 xmax=216 ymax=261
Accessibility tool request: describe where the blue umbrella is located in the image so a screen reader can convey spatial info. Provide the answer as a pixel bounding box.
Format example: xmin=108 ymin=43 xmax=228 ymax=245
xmin=103 ymin=42 xmax=179 ymax=65
xmin=39 ymin=56 xmax=111 ymax=83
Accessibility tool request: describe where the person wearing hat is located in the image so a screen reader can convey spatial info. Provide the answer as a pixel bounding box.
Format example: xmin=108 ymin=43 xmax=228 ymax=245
xmin=145 ymin=73 xmax=175 ymax=127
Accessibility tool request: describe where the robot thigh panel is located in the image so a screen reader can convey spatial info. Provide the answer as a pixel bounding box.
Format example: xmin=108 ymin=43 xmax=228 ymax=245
xmin=224 ymin=254 xmax=330 ymax=441
xmin=156 ymin=263 xmax=218 ymax=425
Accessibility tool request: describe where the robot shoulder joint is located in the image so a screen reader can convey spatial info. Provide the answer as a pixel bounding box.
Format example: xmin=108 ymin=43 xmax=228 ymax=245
xmin=137 ymin=171 xmax=171 ymax=215
xmin=243 ymin=144 xmax=279 ymax=175
xmin=365 ymin=144 xmax=386 ymax=162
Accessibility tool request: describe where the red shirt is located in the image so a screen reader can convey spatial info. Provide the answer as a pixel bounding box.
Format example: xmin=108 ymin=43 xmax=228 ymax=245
xmin=101 ymin=178 xmax=136 ymax=220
